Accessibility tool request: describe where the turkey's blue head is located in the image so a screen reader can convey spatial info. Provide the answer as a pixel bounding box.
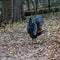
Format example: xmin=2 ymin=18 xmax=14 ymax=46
xmin=27 ymin=16 xmax=33 ymax=25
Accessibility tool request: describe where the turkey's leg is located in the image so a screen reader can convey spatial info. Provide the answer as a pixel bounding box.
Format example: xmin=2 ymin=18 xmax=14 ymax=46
xmin=32 ymin=39 xmax=37 ymax=44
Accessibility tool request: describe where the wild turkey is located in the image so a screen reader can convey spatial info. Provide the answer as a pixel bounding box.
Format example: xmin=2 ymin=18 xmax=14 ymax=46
xmin=27 ymin=15 xmax=44 ymax=43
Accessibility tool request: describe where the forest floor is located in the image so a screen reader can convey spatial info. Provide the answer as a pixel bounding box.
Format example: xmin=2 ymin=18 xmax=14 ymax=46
xmin=0 ymin=17 xmax=60 ymax=60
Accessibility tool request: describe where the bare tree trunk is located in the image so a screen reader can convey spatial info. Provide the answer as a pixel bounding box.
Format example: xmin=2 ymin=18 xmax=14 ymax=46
xmin=2 ymin=0 xmax=12 ymax=24
xmin=2 ymin=0 xmax=7 ymax=24
xmin=48 ymin=0 xmax=50 ymax=11
xmin=26 ymin=0 xmax=30 ymax=10
xmin=20 ymin=0 xmax=25 ymax=20
xmin=31 ymin=0 xmax=35 ymax=12
xmin=12 ymin=0 xmax=25 ymax=23
xmin=35 ymin=0 xmax=38 ymax=14
xmin=12 ymin=0 xmax=22 ymax=23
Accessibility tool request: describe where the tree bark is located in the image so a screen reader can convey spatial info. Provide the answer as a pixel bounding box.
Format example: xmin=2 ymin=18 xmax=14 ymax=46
xmin=20 ymin=0 xmax=25 ymax=20
xmin=2 ymin=0 xmax=12 ymax=24
xmin=48 ymin=0 xmax=50 ymax=11
xmin=13 ymin=0 xmax=20 ymax=22
xmin=35 ymin=0 xmax=38 ymax=14
xmin=26 ymin=0 xmax=30 ymax=10
xmin=12 ymin=0 xmax=24 ymax=23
